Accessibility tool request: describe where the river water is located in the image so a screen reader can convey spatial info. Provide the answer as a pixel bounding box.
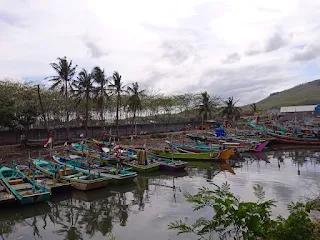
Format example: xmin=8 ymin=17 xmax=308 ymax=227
xmin=0 ymin=149 xmax=319 ymax=240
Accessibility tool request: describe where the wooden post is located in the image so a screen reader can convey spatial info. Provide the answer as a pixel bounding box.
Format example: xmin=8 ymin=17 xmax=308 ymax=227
xmin=53 ymin=164 xmax=57 ymax=186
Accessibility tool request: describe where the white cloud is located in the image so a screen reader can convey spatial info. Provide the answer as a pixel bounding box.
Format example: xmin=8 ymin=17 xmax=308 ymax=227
xmin=0 ymin=0 xmax=320 ymax=104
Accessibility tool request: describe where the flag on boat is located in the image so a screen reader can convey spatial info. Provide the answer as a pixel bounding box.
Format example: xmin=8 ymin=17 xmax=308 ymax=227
xmin=130 ymin=135 xmax=134 ymax=145
xmin=80 ymin=133 xmax=84 ymax=138
xmin=44 ymin=133 xmax=52 ymax=148
xmin=116 ymin=148 xmax=121 ymax=158
xmin=112 ymin=144 xmax=120 ymax=151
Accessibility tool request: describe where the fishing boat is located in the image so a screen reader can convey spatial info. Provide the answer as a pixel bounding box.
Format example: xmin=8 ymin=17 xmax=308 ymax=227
xmin=33 ymin=159 xmax=109 ymax=191
xmin=151 ymin=148 xmax=234 ymax=161
xmin=148 ymin=155 xmax=187 ymax=171
xmin=14 ymin=164 xmax=72 ymax=194
xmin=52 ymin=155 xmax=137 ymax=185
xmin=0 ymin=180 xmax=16 ymax=207
xmin=167 ymin=140 xmax=251 ymax=153
xmin=0 ymin=167 xmax=50 ymax=205
xmin=123 ymin=160 xmax=160 ymax=173
xmin=68 ymin=154 xmax=133 ymax=171
xmin=264 ymin=131 xmax=320 ymax=145
xmin=248 ymin=121 xmax=320 ymax=145
xmin=69 ymin=143 xmax=118 ymax=164
xmin=123 ymin=149 xmax=160 ymax=173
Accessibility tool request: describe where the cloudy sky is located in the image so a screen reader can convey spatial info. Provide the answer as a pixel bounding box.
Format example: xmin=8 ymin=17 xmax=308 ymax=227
xmin=1 ymin=0 xmax=320 ymax=105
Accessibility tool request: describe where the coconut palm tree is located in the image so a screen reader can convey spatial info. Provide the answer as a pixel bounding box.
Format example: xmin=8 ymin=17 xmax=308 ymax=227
xmin=47 ymin=57 xmax=77 ymax=140
xmin=109 ymin=71 xmax=126 ymax=136
xmin=199 ymin=92 xmax=213 ymax=124
xmin=127 ymin=82 xmax=145 ymax=134
xmin=220 ymin=97 xmax=241 ymax=122
xmin=251 ymin=103 xmax=258 ymax=115
xmin=92 ymin=66 xmax=108 ymax=128
xmin=73 ymin=69 xmax=93 ymax=137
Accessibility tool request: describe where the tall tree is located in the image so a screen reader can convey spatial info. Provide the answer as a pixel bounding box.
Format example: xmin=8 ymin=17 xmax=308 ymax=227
xmin=220 ymin=97 xmax=241 ymax=122
xmin=73 ymin=69 xmax=93 ymax=137
xmin=47 ymin=57 xmax=77 ymax=140
xmin=126 ymin=82 xmax=145 ymax=134
xmin=109 ymin=71 xmax=126 ymax=136
xmin=92 ymin=66 xmax=108 ymax=128
xmin=199 ymin=92 xmax=214 ymax=124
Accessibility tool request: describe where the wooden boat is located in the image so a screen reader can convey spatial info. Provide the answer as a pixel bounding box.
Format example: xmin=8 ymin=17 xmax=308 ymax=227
xmin=14 ymin=164 xmax=72 ymax=194
xmin=68 ymin=154 xmax=133 ymax=171
xmin=52 ymin=155 xmax=137 ymax=185
xmin=0 ymin=167 xmax=50 ymax=205
xmin=33 ymin=159 xmax=109 ymax=191
xmin=151 ymin=148 xmax=234 ymax=161
xmin=264 ymin=131 xmax=320 ymax=145
xmin=147 ymin=155 xmax=187 ymax=171
xmin=167 ymin=140 xmax=252 ymax=153
xmin=123 ymin=160 xmax=160 ymax=173
xmin=248 ymin=121 xmax=320 ymax=145
xmin=122 ymin=150 xmax=160 ymax=172
xmin=69 ymin=143 xmax=118 ymax=164
xmin=0 ymin=180 xmax=17 ymax=207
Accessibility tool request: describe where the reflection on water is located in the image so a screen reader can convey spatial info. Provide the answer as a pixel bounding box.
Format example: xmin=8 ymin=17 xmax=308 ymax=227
xmin=0 ymin=149 xmax=319 ymax=240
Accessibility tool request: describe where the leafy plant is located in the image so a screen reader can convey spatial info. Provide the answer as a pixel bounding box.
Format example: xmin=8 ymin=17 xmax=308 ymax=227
xmin=169 ymin=182 xmax=318 ymax=240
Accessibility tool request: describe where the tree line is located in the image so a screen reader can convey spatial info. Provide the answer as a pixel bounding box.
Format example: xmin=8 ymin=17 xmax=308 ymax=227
xmin=0 ymin=56 xmax=242 ymax=140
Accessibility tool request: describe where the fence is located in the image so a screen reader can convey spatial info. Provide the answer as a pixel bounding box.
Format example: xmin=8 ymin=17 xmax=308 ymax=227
xmin=0 ymin=121 xmax=200 ymax=146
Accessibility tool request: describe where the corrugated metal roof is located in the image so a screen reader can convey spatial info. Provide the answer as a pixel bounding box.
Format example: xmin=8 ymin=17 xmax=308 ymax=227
xmin=280 ymin=105 xmax=318 ymax=113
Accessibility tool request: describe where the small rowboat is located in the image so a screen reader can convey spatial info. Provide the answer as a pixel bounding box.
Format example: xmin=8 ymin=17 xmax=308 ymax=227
xmin=123 ymin=160 xmax=160 ymax=173
xmin=0 ymin=166 xmax=50 ymax=205
xmin=52 ymin=155 xmax=137 ymax=185
xmin=14 ymin=164 xmax=72 ymax=194
xmin=33 ymin=159 xmax=109 ymax=191
xmin=148 ymin=155 xmax=187 ymax=171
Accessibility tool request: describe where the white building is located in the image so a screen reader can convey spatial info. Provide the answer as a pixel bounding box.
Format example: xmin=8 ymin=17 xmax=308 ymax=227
xmin=280 ymin=105 xmax=320 ymax=118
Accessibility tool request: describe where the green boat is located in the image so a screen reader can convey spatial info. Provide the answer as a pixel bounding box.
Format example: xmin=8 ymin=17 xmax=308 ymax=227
xmin=14 ymin=164 xmax=72 ymax=194
xmin=0 ymin=167 xmax=50 ymax=205
xmin=151 ymin=148 xmax=234 ymax=161
xmin=52 ymin=155 xmax=137 ymax=185
xmin=33 ymin=159 xmax=109 ymax=191
xmin=123 ymin=149 xmax=161 ymax=172
xmin=70 ymin=143 xmax=118 ymax=164
xmin=123 ymin=161 xmax=160 ymax=173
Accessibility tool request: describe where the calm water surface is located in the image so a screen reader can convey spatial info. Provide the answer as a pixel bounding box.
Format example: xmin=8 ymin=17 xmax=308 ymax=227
xmin=1 ymin=149 xmax=320 ymax=240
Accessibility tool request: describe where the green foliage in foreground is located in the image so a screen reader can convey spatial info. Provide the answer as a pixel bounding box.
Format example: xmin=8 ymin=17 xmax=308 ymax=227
xmin=169 ymin=182 xmax=319 ymax=240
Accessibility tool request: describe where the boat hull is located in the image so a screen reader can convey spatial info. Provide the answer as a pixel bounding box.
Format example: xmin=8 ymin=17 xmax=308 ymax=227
xmin=71 ymin=180 xmax=108 ymax=191
xmin=123 ymin=162 xmax=160 ymax=173
xmin=159 ymin=164 xmax=186 ymax=171
xmin=265 ymin=132 xmax=320 ymax=145
xmin=0 ymin=167 xmax=51 ymax=205
xmin=34 ymin=160 xmax=109 ymax=191
xmin=151 ymin=148 xmax=234 ymax=161
xmin=53 ymin=156 xmax=137 ymax=185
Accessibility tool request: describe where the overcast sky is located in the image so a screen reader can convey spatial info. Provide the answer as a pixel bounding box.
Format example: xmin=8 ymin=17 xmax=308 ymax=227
xmin=1 ymin=0 xmax=320 ymax=105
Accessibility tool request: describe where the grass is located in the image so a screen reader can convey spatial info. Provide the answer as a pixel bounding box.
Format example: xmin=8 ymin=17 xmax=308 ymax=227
xmin=242 ymin=79 xmax=320 ymax=110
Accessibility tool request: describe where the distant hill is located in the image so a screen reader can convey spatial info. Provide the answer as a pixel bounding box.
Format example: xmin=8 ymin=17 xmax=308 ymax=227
xmin=244 ymin=79 xmax=320 ymax=110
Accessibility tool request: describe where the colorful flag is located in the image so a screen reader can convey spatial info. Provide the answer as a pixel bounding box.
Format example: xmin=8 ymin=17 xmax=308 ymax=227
xmin=130 ymin=135 xmax=134 ymax=145
xmin=116 ymin=148 xmax=121 ymax=158
xmin=80 ymin=133 xmax=84 ymax=138
xmin=112 ymin=144 xmax=120 ymax=151
xmin=44 ymin=133 xmax=52 ymax=148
